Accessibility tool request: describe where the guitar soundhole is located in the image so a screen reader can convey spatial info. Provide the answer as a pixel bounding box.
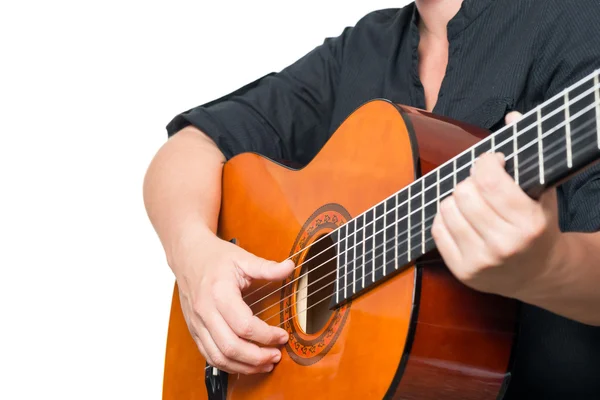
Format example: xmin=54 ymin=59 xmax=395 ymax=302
xmin=296 ymin=235 xmax=336 ymax=334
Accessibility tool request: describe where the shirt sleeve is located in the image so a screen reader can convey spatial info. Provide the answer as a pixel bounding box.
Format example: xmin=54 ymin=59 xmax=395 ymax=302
xmin=166 ymin=27 xmax=352 ymax=166
xmin=533 ymin=0 xmax=600 ymax=232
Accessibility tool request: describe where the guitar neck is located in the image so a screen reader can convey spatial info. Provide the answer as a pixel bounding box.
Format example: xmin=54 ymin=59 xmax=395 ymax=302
xmin=330 ymin=70 xmax=600 ymax=309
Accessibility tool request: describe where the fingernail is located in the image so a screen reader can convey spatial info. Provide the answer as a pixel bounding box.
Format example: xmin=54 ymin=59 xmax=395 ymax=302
xmin=279 ymin=332 xmax=289 ymax=344
xmin=262 ymin=364 xmax=274 ymax=373
xmin=272 ymin=352 xmax=281 ymax=363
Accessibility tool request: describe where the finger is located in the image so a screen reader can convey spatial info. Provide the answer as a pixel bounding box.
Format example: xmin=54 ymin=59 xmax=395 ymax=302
xmin=472 ymin=152 xmax=539 ymax=226
xmin=453 ymin=177 xmax=516 ymax=245
xmin=505 ymin=111 xmax=523 ymax=125
xmin=439 ymin=195 xmax=486 ymax=258
xmin=200 ymin=306 xmax=282 ymax=367
xmin=431 ymin=212 xmax=462 ymax=267
xmin=237 ymin=255 xmax=295 ymax=282
xmin=214 ymin=281 xmax=289 ymax=346
xmin=197 ymin=326 xmax=274 ymax=375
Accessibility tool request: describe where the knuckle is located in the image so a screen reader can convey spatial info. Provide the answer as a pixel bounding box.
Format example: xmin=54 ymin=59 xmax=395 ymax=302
xmin=191 ymin=298 xmax=205 ymax=317
xmin=474 ymin=170 xmax=497 ymax=192
xmin=221 ymin=343 xmax=238 ymax=359
xmin=526 ymin=217 xmax=547 ymax=241
xmin=212 ymin=353 xmax=228 ymax=369
xmin=490 ymin=241 xmax=515 ymax=260
xmin=238 ymin=317 xmax=254 ymax=338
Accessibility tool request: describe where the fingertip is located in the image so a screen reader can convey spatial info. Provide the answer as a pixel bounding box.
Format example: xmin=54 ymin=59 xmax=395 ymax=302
xmin=278 ymin=330 xmax=289 ymax=344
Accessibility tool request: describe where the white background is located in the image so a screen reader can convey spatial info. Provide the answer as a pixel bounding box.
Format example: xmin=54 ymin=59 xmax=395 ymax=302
xmin=0 ymin=1 xmax=410 ymax=398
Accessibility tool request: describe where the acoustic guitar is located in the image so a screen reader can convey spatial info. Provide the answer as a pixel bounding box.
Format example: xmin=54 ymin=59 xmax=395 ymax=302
xmin=162 ymin=69 xmax=600 ymax=399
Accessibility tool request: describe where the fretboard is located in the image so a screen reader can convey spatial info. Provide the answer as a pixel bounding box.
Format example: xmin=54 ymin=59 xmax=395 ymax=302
xmin=331 ymin=70 xmax=600 ymax=309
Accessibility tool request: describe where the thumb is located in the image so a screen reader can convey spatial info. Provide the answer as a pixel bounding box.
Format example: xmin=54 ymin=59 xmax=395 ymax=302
xmin=237 ymin=252 xmax=295 ymax=282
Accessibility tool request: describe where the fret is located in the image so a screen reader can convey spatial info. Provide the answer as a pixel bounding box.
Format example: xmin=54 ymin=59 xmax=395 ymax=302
xmin=409 ymin=182 xmax=423 ymax=260
xmin=336 ymin=224 xmax=346 ymax=304
xmin=421 ymin=178 xmax=425 ymax=255
xmin=456 ymin=152 xmax=472 ymax=185
xmin=346 ymin=219 xmax=355 ymax=296
xmin=491 ymin=133 xmax=496 ymax=152
xmin=396 ymin=189 xmax=409 ymax=269
xmin=385 ymin=196 xmax=397 ymax=275
xmin=595 ymin=73 xmax=600 ymax=148
xmin=566 ymin=72 xmax=598 ymax=177
xmin=540 ymin=95 xmax=568 ymax=189
xmin=452 ymin=158 xmax=457 ymax=188
xmin=513 ymin=123 xmax=519 ymax=184
xmin=383 ymin=200 xmax=388 ymax=277
xmin=436 ymin=168 xmax=440 ymax=211
xmin=407 ymin=185 xmax=411 ymax=262
xmin=493 ymin=124 xmax=513 ymax=175
xmin=565 ymin=92 xmax=573 ymax=168
xmin=355 ymin=214 xmax=364 ymax=289
xmin=374 ymin=203 xmax=386 ymax=282
xmin=474 ymin=138 xmax=491 ymax=159
xmin=514 ymin=111 xmax=538 ymax=193
xmin=363 ymin=209 xmax=374 ymax=286
xmin=439 ymin=162 xmax=454 ymax=202
xmin=423 ymin=173 xmax=438 ymax=254
xmin=537 ymin=108 xmax=545 ymax=184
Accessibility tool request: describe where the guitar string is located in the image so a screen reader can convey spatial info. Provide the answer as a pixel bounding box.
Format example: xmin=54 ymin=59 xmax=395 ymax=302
xmin=255 ymin=124 xmax=600 ymax=323
xmin=248 ymin=102 xmax=597 ymax=312
xmin=244 ymin=95 xmax=600 ymax=310
xmin=241 ymin=76 xmax=600 ymax=303
xmin=203 ymin=121 xmax=600 ymax=373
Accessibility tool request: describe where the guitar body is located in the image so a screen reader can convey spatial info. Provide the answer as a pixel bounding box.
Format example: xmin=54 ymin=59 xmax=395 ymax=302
xmin=163 ymin=100 xmax=518 ymax=400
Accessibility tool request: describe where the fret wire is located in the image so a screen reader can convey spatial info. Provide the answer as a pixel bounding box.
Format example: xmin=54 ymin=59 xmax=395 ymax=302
xmin=513 ymin=123 xmax=519 ymax=184
xmin=383 ymin=200 xmax=387 ymax=277
xmin=394 ymin=194 xmax=399 ymax=270
xmin=372 ymin=207 xmax=376 ymax=283
xmin=344 ymin=224 xmax=348 ymax=299
xmin=565 ymin=91 xmax=573 ymax=168
xmin=436 ymin=168 xmax=440 ymax=211
xmin=362 ymin=214 xmax=365 ymax=289
xmin=350 ymin=220 xmax=355 ymax=295
xmin=537 ymin=108 xmax=545 ymax=184
xmin=595 ymin=73 xmax=600 ymax=149
xmin=453 ymin=158 xmax=457 ymax=187
xmin=336 ymin=225 xmax=342 ymax=304
xmin=491 ymin=133 xmax=495 ymax=152
xmin=407 ymin=186 xmax=411 ymax=262
xmin=421 ymin=178 xmax=425 ymax=255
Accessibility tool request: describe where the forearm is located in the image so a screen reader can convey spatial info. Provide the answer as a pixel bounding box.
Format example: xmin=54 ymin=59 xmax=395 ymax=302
xmin=143 ymin=126 xmax=225 ymax=265
xmin=518 ymin=231 xmax=600 ymax=326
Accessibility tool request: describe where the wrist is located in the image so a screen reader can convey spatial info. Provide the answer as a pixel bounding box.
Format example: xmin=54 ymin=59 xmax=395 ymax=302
xmin=514 ymin=232 xmax=571 ymax=304
xmin=165 ymin=220 xmax=218 ymax=272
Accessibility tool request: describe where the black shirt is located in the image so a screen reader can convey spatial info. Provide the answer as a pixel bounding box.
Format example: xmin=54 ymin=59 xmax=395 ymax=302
xmin=167 ymin=0 xmax=600 ymax=397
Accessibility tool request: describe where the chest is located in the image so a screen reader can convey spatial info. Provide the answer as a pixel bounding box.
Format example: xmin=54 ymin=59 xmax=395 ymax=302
xmin=418 ymin=37 xmax=449 ymax=112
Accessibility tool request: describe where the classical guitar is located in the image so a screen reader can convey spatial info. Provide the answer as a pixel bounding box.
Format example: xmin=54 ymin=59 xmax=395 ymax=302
xmin=163 ymin=70 xmax=600 ymax=399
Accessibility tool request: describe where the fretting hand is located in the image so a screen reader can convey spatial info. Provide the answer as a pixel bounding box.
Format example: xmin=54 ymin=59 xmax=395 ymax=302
xmin=431 ymin=112 xmax=565 ymax=298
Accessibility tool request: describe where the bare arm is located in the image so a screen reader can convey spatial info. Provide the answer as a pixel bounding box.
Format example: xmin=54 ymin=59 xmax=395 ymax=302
xmin=143 ymin=126 xmax=224 ymax=265
xmin=143 ymin=126 xmax=293 ymax=374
